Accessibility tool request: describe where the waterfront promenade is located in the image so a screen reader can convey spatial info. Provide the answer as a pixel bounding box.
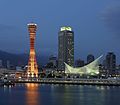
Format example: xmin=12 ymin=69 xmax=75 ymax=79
xmin=15 ymin=78 xmax=120 ymax=86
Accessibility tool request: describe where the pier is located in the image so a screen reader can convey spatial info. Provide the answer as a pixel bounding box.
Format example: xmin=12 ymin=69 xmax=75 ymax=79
xmin=15 ymin=78 xmax=120 ymax=86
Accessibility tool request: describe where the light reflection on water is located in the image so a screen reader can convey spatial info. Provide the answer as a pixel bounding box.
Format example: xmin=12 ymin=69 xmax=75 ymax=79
xmin=25 ymin=83 xmax=39 ymax=105
xmin=0 ymin=84 xmax=120 ymax=105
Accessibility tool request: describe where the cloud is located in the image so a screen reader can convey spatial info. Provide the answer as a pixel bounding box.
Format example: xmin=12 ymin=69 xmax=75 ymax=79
xmin=101 ymin=3 xmax=120 ymax=35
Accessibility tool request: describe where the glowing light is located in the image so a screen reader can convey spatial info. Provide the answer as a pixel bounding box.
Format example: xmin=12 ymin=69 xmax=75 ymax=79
xmin=27 ymin=23 xmax=37 ymax=26
xmin=65 ymin=55 xmax=103 ymax=75
xmin=27 ymin=23 xmax=38 ymax=78
xmin=26 ymin=83 xmax=39 ymax=105
xmin=61 ymin=27 xmax=72 ymax=31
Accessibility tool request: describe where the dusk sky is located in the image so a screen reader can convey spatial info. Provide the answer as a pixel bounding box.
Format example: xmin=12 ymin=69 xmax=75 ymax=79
xmin=0 ymin=0 xmax=120 ymax=62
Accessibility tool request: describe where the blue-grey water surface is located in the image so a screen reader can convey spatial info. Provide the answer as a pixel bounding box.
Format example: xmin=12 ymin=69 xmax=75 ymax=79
xmin=0 ymin=83 xmax=120 ymax=105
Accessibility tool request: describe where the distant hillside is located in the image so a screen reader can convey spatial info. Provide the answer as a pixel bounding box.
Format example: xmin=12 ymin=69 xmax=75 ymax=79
xmin=0 ymin=50 xmax=49 ymax=67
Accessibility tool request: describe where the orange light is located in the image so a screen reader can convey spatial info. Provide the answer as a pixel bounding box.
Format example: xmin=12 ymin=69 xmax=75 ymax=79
xmin=27 ymin=23 xmax=38 ymax=78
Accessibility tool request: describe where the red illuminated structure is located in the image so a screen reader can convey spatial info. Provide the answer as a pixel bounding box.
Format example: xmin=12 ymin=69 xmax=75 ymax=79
xmin=27 ymin=23 xmax=38 ymax=77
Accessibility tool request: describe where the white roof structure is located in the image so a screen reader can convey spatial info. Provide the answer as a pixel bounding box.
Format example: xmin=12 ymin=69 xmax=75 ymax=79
xmin=65 ymin=55 xmax=103 ymax=75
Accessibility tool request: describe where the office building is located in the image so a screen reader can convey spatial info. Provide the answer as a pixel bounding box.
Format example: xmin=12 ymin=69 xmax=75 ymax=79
xmin=58 ymin=26 xmax=74 ymax=70
xmin=75 ymin=59 xmax=84 ymax=67
xmin=105 ymin=52 xmax=116 ymax=75
xmin=0 ymin=60 xmax=3 ymax=68
xmin=87 ymin=54 xmax=95 ymax=64
xmin=7 ymin=60 xmax=10 ymax=69
xmin=49 ymin=55 xmax=57 ymax=68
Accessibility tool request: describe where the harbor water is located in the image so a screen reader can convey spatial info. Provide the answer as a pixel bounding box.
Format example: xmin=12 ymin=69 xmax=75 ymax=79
xmin=0 ymin=83 xmax=120 ymax=105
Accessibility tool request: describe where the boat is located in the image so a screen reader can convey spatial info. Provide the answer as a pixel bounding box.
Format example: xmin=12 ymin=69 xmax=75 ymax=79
xmin=0 ymin=77 xmax=15 ymax=86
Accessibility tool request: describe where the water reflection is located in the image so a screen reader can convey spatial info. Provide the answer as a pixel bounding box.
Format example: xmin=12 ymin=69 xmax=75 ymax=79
xmin=3 ymin=85 xmax=12 ymax=93
xmin=25 ymin=83 xmax=40 ymax=105
xmin=1 ymin=84 xmax=120 ymax=105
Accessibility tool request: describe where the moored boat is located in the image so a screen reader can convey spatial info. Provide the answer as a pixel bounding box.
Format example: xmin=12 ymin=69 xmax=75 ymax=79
xmin=0 ymin=77 xmax=15 ymax=86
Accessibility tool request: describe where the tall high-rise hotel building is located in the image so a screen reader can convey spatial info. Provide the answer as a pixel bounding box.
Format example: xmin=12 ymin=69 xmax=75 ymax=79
xmin=58 ymin=27 xmax=74 ymax=70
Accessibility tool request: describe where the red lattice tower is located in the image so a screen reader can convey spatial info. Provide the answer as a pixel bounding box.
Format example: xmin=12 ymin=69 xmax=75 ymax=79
xmin=27 ymin=23 xmax=38 ymax=77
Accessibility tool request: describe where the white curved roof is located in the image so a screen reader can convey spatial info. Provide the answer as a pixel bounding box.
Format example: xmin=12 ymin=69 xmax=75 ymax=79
xmin=65 ymin=55 xmax=103 ymax=75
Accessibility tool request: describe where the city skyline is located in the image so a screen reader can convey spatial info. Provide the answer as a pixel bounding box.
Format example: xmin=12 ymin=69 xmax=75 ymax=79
xmin=0 ymin=1 xmax=120 ymax=105
xmin=0 ymin=0 xmax=120 ymax=62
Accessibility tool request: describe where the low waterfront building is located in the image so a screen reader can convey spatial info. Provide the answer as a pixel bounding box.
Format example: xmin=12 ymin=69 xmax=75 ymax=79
xmin=65 ymin=55 xmax=103 ymax=76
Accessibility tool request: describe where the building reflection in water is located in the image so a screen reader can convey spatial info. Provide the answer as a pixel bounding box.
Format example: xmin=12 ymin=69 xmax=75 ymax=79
xmin=25 ymin=83 xmax=40 ymax=105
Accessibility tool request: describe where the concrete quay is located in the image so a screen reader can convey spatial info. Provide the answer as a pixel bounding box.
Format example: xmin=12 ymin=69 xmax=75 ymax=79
xmin=15 ymin=78 xmax=120 ymax=86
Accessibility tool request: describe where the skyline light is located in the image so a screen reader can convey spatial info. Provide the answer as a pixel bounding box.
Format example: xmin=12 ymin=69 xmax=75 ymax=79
xmin=27 ymin=23 xmax=38 ymax=77
xmin=60 ymin=27 xmax=72 ymax=31
xmin=65 ymin=55 xmax=103 ymax=75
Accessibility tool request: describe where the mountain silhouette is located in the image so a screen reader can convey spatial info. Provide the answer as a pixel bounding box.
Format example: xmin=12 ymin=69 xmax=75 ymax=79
xmin=0 ymin=50 xmax=49 ymax=67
